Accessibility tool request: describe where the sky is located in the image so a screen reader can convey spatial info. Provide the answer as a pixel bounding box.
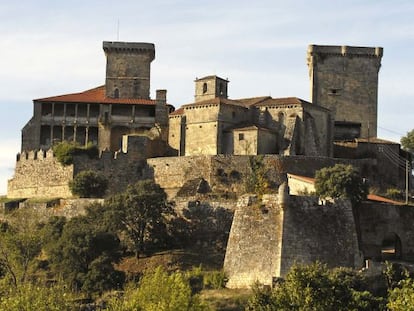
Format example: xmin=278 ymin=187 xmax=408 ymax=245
xmin=0 ymin=0 xmax=413 ymax=195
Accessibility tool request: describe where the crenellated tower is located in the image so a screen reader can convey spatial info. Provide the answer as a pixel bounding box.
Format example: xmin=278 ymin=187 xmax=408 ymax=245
xmin=307 ymin=45 xmax=383 ymax=139
xmin=103 ymin=41 xmax=155 ymax=99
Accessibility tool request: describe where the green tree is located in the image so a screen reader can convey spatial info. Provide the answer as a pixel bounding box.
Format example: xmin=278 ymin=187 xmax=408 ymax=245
xmin=69 ymin=170 xmax=108 ymax=198
xmin=103 ymin=180 xmax=172 ymax=258
xmin=401 ymin=129 xmax=414 ymax=155
xmin=315 ymin=164 xmax=368 ymax=206
xmin=47 ymin=215 xmax=124 ymax=294
xmin=0 ymin=210 xmax=43 ymax=288
xmin=106 ymin=267 xmax=209 ymax=311
xmin=388 ymin=278 xmax=414 ymax=311
xmin=246 ymin=262 xmax=384 ymax=311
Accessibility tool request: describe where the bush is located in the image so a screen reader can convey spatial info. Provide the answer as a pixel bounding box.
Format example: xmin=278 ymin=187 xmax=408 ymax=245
xmin=69 ymin=170 xmax=108 ymax=198
xmin=386 ymin=188 xmax=403 ymax=200
xmin=106 ymin=267 xmax=209 ymax=311
xmin=53 ymin=141 xmax=99 ymax=166
xmin=53 ymin=141 xmax=77 ymax=165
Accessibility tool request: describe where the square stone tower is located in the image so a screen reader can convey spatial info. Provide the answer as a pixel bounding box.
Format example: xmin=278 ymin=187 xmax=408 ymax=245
xmin=194 ymin=75 xmax=229 ymax=102
xmin=103 ymin=41 xmax=155 ymax=99
xmin=307 ymin=45 xmax=383 ymax=139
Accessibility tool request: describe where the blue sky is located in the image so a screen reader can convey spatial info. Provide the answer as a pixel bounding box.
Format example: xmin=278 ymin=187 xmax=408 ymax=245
xmin=0 ymin=0 xmax=413 ymax=194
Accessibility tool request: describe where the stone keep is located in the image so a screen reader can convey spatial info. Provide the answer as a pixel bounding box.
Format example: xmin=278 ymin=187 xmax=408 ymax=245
xmin=307 ymin=45 xmax=383 ymax=139
xmin=103 ymin=41 xmax=155 ymax=99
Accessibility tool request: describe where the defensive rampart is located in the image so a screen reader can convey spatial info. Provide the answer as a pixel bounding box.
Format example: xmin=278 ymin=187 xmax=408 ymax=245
xmin=224 ymin=193 xmax=360 ymax=288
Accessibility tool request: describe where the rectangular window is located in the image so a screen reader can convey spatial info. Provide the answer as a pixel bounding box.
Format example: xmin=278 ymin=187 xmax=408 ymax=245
xmin=239 ymin=133 xmax=244 ymax=141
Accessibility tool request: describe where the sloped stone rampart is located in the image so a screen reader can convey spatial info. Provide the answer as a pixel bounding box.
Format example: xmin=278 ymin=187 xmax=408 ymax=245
xmin=224 ymin=194 xmax=360 ymax=288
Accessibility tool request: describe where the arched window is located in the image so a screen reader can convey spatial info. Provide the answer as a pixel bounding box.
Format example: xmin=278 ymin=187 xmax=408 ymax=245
xmin=202 ymin=83 xmax=207 ymax=94
xmin=114 ymin=88 xmax=120 ymax=98
xmin=381 ymin=232 xmax=402 ymax=260
xmin=219 ymin=83 xmax=224 ymax=95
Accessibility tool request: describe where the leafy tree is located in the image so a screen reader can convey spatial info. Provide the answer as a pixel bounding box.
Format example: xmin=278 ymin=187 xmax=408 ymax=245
xmin=246 ymin=262 xmax=385 ymax=311
xmin=47 ymin=215 xmax=124 ymax=294
xmin=388 ymin=278 xmax=414 ymax=311
xmin=401 ymin=129 xmax=414 ymax=155
xmin=315 ymin=164 xmax=368 ymax=206
xmin=0 ymin=210 xmax=43 ymax=288
xmin=103 ymin=180 xmax=172 ymax=258
xmin=106 ymin=267 xmax=209 ymax=311
xmin=69 ymin=170 xmax=108 ymax=198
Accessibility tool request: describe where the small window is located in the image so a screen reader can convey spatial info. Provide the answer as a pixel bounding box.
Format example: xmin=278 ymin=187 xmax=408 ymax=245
xmin=232 ymin=111 xmax=236 ymax=119
xmin=114 ymin=88 xmax=119 ymax=98
xmin=239 ymin=133 xmax=244 ymax=141
xmin=202 ymin=83 xmax=207 ymax=94
xmin=219 ymin=83 xmax=224 ymax=95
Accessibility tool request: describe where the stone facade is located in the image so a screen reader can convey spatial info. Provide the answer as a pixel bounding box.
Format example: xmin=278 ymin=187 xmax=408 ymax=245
xmin=224 ymin=193 xmax=360 ymax=288
xmin=307 ymin=45 xmax=383 ymax=139
xmin=21 ymin=41 xmax=170 ymax=153
xmin=169 ymin=88 xmax=333 ymax=157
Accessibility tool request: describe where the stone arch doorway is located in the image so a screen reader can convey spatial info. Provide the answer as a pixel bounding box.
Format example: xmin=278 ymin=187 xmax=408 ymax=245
xmin=381 ymin=232 xmax=402 ymax=260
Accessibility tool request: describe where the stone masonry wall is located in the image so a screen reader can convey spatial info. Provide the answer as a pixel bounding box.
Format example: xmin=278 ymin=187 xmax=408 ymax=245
xmin=356 ymin=202 xmax=414 ymax=262
xmin=279 ymin=196 xmax=360 ymax=276
xmin=8 ymin=150 xmax=73 ymax=198
xmin=224 ymin=194 xmax=360 ymax=288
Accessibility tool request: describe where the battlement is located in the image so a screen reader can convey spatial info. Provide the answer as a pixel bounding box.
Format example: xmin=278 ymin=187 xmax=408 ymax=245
xmin=308 ymin=44 xmax=383 ymax=58
xmin=103 ymin=41 xmax=155 ymax=59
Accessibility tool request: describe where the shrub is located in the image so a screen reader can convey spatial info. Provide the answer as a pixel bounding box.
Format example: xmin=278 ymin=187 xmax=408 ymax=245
xmin=53 ymin=141 xmax=99 ymax=166
xmin=386 ymin=188 xmax=403 ymax=200
xmin=52 ymin=141 xmax=77 ymax=165
xmin=106 ymin=267 xmax=209 ymax=311
xmin=69 ymin=170 xmax=108 ymax=198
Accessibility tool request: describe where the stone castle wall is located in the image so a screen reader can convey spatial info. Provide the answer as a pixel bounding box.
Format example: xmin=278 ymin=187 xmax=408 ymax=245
xmin=224 ymin=194 xmax=360 ymax=288
xmin=7 ymin=150 xmax=74 ymax=198
xmin=8 ymin=150 xmax=376 ymax=200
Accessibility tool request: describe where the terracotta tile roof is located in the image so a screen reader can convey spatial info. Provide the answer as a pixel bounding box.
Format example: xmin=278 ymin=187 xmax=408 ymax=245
xmin=182 ymin=97 xmax=248 ymax=109
xmin=236 ymin=96 xmax=271 ymax=107
xmin=367 ymin=194 xmax=404 ymax=205
xmin=170 ymin=107 xmax=184 ymax=116
xmin=287 ymin=173 xmax=315 ymax=184
xmin=288 ymin=173 xmax=403 ymax=205
xmin=34 ymin=86 xmax=156 ymax=105
xmin=194 ymin=75 xmax=229 ymax=82
xmin=254 ymin=97 xmax=311 ymax=107
xmin=355 ymin=138 xmax=400 ymax=145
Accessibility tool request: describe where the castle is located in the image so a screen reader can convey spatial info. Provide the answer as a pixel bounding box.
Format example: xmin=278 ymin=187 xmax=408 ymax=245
xmin=5 ymin=41 xmax=413 ymax=287
xmin=8 ymin=41 xmax=406 ymax=198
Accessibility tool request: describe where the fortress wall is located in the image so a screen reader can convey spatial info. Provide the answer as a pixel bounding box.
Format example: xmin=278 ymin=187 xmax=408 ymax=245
xmin=224 ymin=194 xmax=360 ymax=288
xmin=279 ymin=196 xmax=360 ymax=276
xmin=146 ymin=155 xmax=374 ymax=199
xmin=356 ymin=203 xmax=414 ymax=262
xmin=224 ymin=195 xmax=284 ymax=288
xmin=7 ymin=150 xmax=73 ymax=198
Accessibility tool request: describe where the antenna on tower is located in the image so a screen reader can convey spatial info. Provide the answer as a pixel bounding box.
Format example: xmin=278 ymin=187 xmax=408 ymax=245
xmin=117 ymin=19 xmax=120 ymax=41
